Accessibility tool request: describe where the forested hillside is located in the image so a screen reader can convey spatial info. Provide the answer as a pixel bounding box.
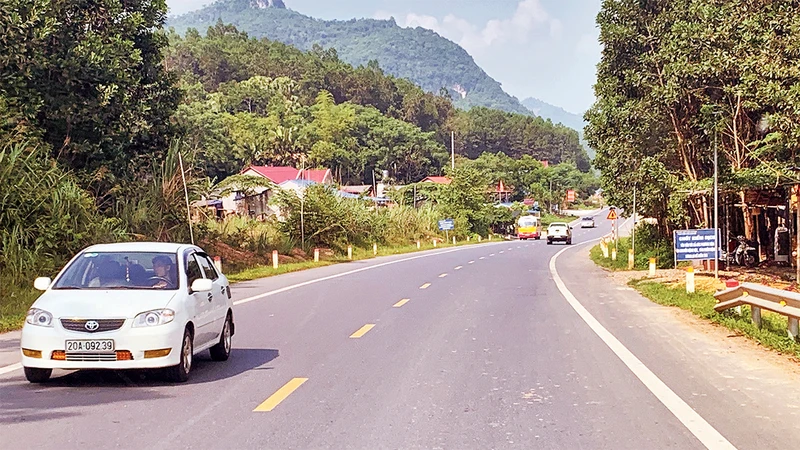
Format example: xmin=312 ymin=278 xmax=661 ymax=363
xmin=522 ymin=97 xmax=595 ymax=160
xmin=166 ymin=24 xmax=591 ymax=183
xmin=167 ymin=0 xmax=532 ymax=115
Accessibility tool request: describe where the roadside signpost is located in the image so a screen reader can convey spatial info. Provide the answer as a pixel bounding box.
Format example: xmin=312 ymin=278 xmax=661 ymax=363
xmin=566 ymin=190 xmax=575 ymax=203
xmin=439 ymin=219 xmax=455 ymax=242
xmin=607 ymin=208 xmax=618 ymax=247
xmin=673 ymin=228 xmax=721 ymax=269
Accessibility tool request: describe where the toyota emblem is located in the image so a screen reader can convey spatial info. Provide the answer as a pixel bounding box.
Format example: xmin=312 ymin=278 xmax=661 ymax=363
xmin=85 ymin=320 xmax=100 ymax=331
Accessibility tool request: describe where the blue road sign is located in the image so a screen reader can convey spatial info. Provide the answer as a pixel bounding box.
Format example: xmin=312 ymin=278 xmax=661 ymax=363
xmin=674 ymin=228 xmax=720 ymax=261
xmin=438 ymin=219 xmax=455 ymax=231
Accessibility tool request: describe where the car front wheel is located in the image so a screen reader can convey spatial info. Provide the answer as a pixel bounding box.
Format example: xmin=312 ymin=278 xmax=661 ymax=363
xmin=165 ymin=327 xmax=193 ymax=383
xmin=210 ymin=314 xmax=233 ymax=361
xmin=24 ymin=367 xmax=51 ymax=383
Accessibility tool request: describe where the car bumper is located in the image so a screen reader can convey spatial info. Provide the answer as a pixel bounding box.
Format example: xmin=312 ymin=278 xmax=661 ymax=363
xmin=20 ymin=320 xmax=185 ymax=370
xmin=548 ymin=235 xmax=570 ymax=241
xmin=518 ymin=232 xmax=540 ymax=239
xmin=581 ymin=223 xmax=594 ymax=228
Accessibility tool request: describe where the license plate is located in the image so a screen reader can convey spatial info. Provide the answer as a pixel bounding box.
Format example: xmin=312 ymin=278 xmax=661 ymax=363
xmin=65 ymin=340 xmax=115 ymax=353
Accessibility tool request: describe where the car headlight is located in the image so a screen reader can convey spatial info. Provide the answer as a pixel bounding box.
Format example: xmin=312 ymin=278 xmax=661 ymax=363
xmin=133 ymin=309 xmax=175 ymax=327
xmin=26 ymin=308 xmax=53 ymax=327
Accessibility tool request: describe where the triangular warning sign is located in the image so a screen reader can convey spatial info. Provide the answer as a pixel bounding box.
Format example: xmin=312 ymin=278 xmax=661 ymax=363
xmin=607 ymin=210 xmax=618 ymax=220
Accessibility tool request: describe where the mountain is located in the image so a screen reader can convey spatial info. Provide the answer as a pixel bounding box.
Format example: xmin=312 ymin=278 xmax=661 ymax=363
xmin=522 ymin=98 xmax=586 ymax=133
xmin=522 ymin=97 xmax=595 ymax=160
xmin=167 ymin=0 xmax=532 ymax=116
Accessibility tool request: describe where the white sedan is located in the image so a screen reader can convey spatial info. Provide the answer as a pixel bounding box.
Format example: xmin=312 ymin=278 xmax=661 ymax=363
xmin=20 ymin=242 xmax=234 ymax=383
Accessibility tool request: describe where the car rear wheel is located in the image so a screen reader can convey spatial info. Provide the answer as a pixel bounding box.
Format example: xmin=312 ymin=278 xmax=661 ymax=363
xmin=24 ymin=367 xmax=52 ymax=383
xmin=547 ymin=240 xmax=553 ymax=245
xmin=210 ymin=314 xmax=232 ymax=361
xmin=165 ymin=327 xmax=193 ymax=383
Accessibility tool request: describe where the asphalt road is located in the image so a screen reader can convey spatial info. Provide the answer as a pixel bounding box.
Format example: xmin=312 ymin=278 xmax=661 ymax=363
xmin=2 ymin=217 xmax=800 ymax=449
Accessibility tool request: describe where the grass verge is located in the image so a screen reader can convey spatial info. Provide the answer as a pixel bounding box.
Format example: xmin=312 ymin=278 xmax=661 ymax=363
xmin=630 ymin=279 xmax=800 ymax=359
xmin=227 ymin=239 xmax=493 ymax=283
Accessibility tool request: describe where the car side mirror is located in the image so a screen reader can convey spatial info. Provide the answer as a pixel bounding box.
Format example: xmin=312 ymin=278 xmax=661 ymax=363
xmin=34 ymin=277 xmax=52 ymax=291
xmin=191 ymin=278 xmax=213 ymax=293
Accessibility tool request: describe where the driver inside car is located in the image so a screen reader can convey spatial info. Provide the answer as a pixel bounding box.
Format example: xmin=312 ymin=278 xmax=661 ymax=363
xmin=151 ymin=255 xmax=176 ymax=289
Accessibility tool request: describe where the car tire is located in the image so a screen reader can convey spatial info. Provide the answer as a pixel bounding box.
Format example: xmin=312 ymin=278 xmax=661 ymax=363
xmin=24 ymin=367 xmax=52 ymax=383
xmin=210 ymin=314 xmax=233 ymax=362
xmin=567 ymin=239 xmax=572 ymax=245
xmin=547 ymin=240 xmax=553 ymax=245
xmin=165 ymin=327 xmax=193 ymax=383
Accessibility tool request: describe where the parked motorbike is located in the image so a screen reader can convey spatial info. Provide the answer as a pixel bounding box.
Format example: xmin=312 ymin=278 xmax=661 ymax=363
xmin=720 ymin=235 xmax=757 ymax=268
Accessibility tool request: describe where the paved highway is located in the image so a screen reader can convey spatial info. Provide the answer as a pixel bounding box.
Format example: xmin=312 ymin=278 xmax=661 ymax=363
xmin=3 ymin=218 xmax=800 ymax=449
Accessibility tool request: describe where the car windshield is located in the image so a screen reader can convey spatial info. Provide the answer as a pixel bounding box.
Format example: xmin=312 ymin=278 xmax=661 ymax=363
xmin=518 ymin=216 xmax=538 ymax=227
xmin=550 ymin=223 xmax=567 ymax=228
xmin=582 ymin=216 xmax=593 ymax=220
xmin=52 ymin=251 xmax=179 ymax=290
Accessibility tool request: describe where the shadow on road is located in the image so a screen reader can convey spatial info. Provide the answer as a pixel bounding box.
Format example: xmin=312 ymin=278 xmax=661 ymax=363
xmin=0 ymin=347 xmax=279 ymax=424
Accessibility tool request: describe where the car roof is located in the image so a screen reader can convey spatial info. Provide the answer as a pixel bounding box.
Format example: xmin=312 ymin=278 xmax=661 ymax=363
xmin=81 ymin=242 xmax=200 ymax=253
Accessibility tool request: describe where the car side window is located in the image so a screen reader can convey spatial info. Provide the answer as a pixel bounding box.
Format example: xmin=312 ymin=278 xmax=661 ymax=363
xmin=196 ymin=254 xmax=219 ymax=281
xmin=186 ymin=254 xmax=203 ymax=287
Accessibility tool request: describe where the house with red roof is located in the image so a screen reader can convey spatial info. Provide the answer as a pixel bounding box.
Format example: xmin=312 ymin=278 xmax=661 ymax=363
xmin=229 ymin=165 xmax=333 ymax=219
xmin=420 ymin=176 xmax=452 ymax=185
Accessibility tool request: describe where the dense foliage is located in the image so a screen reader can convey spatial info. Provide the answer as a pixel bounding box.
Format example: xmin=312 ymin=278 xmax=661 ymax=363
xmin=166 ymin=0 xmax=532 ymax=115
xmin=166 ymin=24 xmax=591 ymax=183
xmin=586 ymin=0 xmax=800 ymax=237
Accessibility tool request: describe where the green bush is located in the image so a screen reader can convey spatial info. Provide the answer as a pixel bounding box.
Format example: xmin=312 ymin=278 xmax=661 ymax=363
xmin=272 ymin=185 xmax=444 ymax=250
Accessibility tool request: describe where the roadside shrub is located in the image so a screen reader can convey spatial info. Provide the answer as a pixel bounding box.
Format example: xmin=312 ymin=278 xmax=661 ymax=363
xmin=0 ymin=140 xmax=123 ymax=283
xmin=634 ymin=222 xmax=674 ymax=268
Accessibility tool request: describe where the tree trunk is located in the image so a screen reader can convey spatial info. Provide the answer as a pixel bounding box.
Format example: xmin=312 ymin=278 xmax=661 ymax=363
xmin=739 ymin=190 xmax=754 ymax=240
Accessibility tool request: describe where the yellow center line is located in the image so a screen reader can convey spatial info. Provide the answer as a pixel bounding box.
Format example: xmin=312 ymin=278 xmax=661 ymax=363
xmin=490 ymin=254 xmax=495 ymax=257
xmin=500 ymin=251 xmax=505 ymax=254
xmin=254 ymin=378 xmax=308 ymax=412
xmin=468 ymin=261 xmax=475 ymax=264
xmin=350 ymin=323 xmax=376 ymax=338
xmin=454 ymin=266 xmax=463 ymax=270
xmin=479 ymin=257 xmax=486 ymax=260
xmin=439 ymin=273 xmax=448 ymax=278
xmin=420 ymin=283 xmax=431 ymax=289
xmin=393 ymin=298 xmax=410 ymax=308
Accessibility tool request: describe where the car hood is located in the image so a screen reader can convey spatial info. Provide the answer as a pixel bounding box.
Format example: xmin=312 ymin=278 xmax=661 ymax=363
xmin=32 ymin=289 xmax=178 ymax=319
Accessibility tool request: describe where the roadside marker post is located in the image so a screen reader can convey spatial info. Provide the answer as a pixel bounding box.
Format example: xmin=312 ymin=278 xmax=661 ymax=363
xmin=347 ymin=245 xmax=353 ymax=260
xmin=649 ymin=258 xmax=657 ymax=277
xmin=272 ymin=250 xmax=279 ymax=269
xmin=416 ymin=241 xmax=421 ymax=249
xmin=611 ymin=247 xmax=617 ymax=261
xmin=628 ymin=248 xmax=635 ymax=270
xmin=686 ymin=267 xmax=695 ymax=293
xmin=213 ymin=256 xmax=222 ymax=273
xmin=452 ymin=236 xmax=456 ymax=245
xmin=373 ymin=243 xmax=378 ymax=255
xmin=478 ymin=236 xmax=482 ymax=242
xmin=314 ymin=248 xmax=320 ymax=262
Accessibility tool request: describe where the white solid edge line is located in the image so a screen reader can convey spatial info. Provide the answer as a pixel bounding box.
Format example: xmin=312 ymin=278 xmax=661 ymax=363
xmin=549 ymin=241 xmax=735 ymax=450
xmin=0 ymin=362 xmax=22 ymax=375
xmin=233 ymin=242 xmax=505 ymax=307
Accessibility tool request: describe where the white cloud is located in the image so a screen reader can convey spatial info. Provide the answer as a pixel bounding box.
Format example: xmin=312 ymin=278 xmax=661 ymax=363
xmin=386 ymin=0 xmax=561 ymax=56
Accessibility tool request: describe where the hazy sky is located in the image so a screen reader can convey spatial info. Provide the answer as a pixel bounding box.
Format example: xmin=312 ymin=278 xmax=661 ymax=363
xmin=167 ymin=0 xmax=602 ymax=115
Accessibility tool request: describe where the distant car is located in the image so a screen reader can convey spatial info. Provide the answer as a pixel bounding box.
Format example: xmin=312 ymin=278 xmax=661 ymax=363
xmin=547 ymin=222 xmax=573 ymax=245
xmin=581 ymin=216 xmax=596 ymax=228
xmin=20 ymin=242 xmax=234 ymax=383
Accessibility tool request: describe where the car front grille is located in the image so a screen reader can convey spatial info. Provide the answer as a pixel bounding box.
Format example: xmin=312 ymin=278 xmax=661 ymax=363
xmin=64 ymin=352 xmax=118 ymax=362
xmin=60 ymin=319 xmax=126 ymax=333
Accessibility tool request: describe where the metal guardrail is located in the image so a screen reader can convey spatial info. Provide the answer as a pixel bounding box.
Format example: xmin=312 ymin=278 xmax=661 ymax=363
xmin=714 ymin=283 xmax=800 ymax=339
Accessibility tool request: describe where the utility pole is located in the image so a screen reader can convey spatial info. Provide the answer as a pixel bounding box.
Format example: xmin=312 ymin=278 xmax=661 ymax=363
xmin=300 ymin=157 xmax=305 ymax=250
xmin=451 ymin=131 xmax=455 ymax=170
xmin=714 ymin=129 xmax=719 ymax=280
xmin=632 ymin=183 xmax=636 ymax=256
